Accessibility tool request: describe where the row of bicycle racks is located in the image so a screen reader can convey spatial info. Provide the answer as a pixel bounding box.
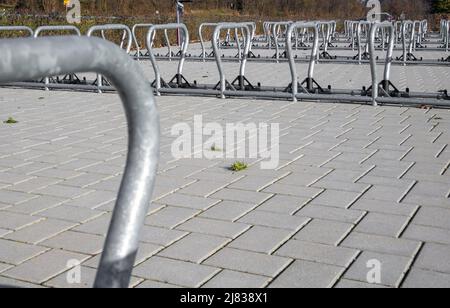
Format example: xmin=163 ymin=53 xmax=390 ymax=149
xmin=0 ymin=20 xmax=449 ymax=107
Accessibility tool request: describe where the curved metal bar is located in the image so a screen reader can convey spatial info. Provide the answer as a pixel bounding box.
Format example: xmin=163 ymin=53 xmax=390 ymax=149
xmin=34 ymin=25 xmax=81 ymax=37
xmin=199 ymin=22 xmax=218 ymax=60
xmin=87 ymin=24 xmax=133 ymax=93
xmin=401 ymin=20 xmax=414 ymax=64
xmin=286 ymin=22 xmax=319 ymax=101
xmin=369 ymin=22 xmax=395 ymax=106
xmin=0 ymin=26 xmax=34 ymax=37
xmin=272 ymin=22 xmax=291 ymax=62
xmin=87 ymin=24 xmax=133 ymax=53
xmin=0 ymin=36 xmax=160 ymax=288
xmin=212 ymin=23 xmax=251 ymax=99
xmin=146 ymin=23 xmax=189 ymax=94
xmin=132 ymin=24 xmax=154 ymax=59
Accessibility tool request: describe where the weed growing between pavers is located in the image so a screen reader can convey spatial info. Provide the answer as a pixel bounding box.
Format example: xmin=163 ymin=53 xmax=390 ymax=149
xmin=210 ymin=145 xmax=222 ymax=152
xmin=230 ymin=161 xmax=248 ymax=172
xmin=3 ymin=117 xmax=18 ymax=124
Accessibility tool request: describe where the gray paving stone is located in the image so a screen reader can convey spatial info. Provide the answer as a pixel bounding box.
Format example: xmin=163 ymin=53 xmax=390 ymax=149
xmin=71 ymin=213 xmax=111 ymax=236
xmin=402 ymin=224 xmax=450 ymax=245
xmin=226 ymin=175 xmax=280 ymax=191
xmin=36 ymin=204 xmax=104 ymax=223
xmin=294 ymin=219 xmax=354 ymax=246
xmin=351 ymin=199 xmax=419 ymax=216
xmin=269 ymin=260 xmax=344 ymax=288
xmin=363 ymin=184 xmax=415 ymax=203
xmin=310 ymin=189 xmax=363 ymax=209
xmin=2 ymin=249 xmax=89 ymax=284
xmin=0 ymin=211 xmax=42 ymax=230
xmin=211 ymin=188 xmax=273 ymax=205
xmin=33 ymin=184 xmax=93 ymax=199
xmin=342 ymin=232 xmax=421 ymax=257
xmin=0 ymin=239 xmax=48 ymax=265
xmin=262 ymin=183 xmax=323 ymax=199
xmin=275 ymin=240 xmax=359 ymax=267
xmin=140 ymin=225 xmax=188 ymax=246
xmin=202 ymin=270 xmax=270 ymax=288
xmin=83 ymin=242 xmax=162 ymax=268
xmin=204 ymin=247 xmax=291 ymax=277
xmin=4 ymin=218 xmax=76 ymax=244
xmin=44 ymin=265 xmax=142 ymax=288
xmin=0 ymin=190 xmax=37 ymax=205
xmin=412 ymin=207 xmax=450 ymax=230
xmin=157 ymin=193 xmax=221 ymax=210
xmin=41 ymin=231 xmax=104 ymax=255
xmin=177 ymin=180 xmax=228 ymax=197
xmin=133 ymin=256 xmax=220 ymax=288
xmin=276 ymin=171 xmax=329 ymax=187
xmin=7 ymin=176 xmax=61 ymax=193
xmin=402 ymin=268 xmax=450 ymax=288
xmin=296 ymin=204 xmax=366 ymax=223
xmin=408 ymin=181 xmax=449 ymax=198
xmin=145 ymin=206 xmax=200 ymax=229
xmin=256 ymin=195 xmax=310 ymax=215
xmin=354 ymin=212 xmax=410 ymax=237
xmin=238 ymin=211 xmax=310 ymax=231
xmin=343 ymin=251 xmax=412 ymax=287
xmin=6 ymin=195 xmax=66 ymax=215
xmin=413 ymin=243 xmax=450 ymax=273
xmin=229 ymin=226 xmax=295 ymax=254
xmin=64 ymin=190 xmax=117 ymax=209
xmin=312 ymin=180 xmax=371 ymax=193
xmin=200 ymin=200 xmax=256 ymax=222
xmin=159 ymin=233 xmax=230 ymax=263
xmin=177 ymin=217 xmax=250 ymax=239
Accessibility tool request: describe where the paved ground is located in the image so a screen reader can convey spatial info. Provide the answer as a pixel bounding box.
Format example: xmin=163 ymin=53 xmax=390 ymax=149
xmin=0 ymin=82 xmax=449 ymax=288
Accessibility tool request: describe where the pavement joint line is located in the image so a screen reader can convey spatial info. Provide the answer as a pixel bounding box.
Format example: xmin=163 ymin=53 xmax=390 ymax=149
xmin=399 ymin=147 xmax=415 ymax=161
xmin=268 ymin=218 xmax=313 ymax=255
xmin=398 ymin=180 xmax=418 ymax=204
xmin=330 ymin=250 xmax=363 ymax=288
xmin=397 ymin=242 xmax=425 ymax=289
xmin=397 ymin=206 xmax=421 ymax=239
xmin=398 ymin=162 xmax=416 ymax=180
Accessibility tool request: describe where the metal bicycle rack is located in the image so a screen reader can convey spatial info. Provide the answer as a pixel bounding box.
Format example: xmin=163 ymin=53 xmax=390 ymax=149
xmin=0 ymin=36 xmax=160 ymax=288
xmin=0 ymin=26 xmax=34 ymax=37
xmin=212 ymin=23 xmax=255 ymax=97
xmin=87 ymin=24 xmax=133 ymax=93
xmin=132 ymin=23 xmax=154 ymax=60
xmin=34 ymin=25 xmax=82 ymax=89
xmin=146 ymin=23 xmax=191 ymax=94
xmin=368 ymin=22 xmax=449 ymax=107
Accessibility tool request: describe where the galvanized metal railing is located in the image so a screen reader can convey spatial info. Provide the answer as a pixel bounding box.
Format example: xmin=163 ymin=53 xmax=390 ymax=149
xmin=87 ymin=24 xmax=133 ymax=93
xmin=146 ymin=23 xmax=190 ymax=95
xmin=0 ymin=36 xmax=160 ymax=288
xmin=132 ymin=23 xmax=153 ymax=60
xmin=286 ymin=21 xmax=320 ymax=101
xmin=34 ymin=25 xmax=82 ymax=90
xmin=369 ymin=21 xmax=395 ymax=106
xmin=34 ymin=25 xmax=81 ymax=37
xmin=212 ymin=23 xmax=252 ymax=98
xmin=0 ymin=26 xmax=34 ymax=37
